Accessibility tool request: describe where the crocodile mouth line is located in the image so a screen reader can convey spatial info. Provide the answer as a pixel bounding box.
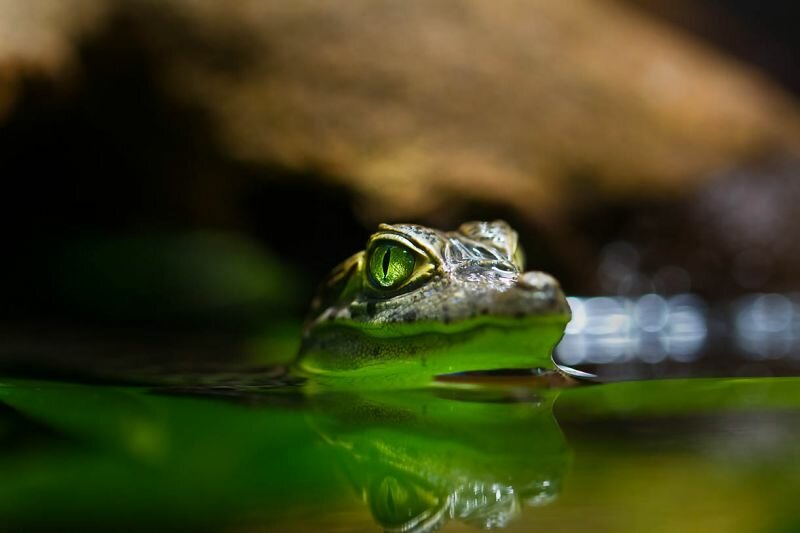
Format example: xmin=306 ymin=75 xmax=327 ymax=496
xmin=434 ymin=365 xmax=596 ymax=386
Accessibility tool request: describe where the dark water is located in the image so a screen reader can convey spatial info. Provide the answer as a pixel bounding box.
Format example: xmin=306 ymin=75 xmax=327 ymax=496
xmin=2 ymin=375 xmax=800 ymax=531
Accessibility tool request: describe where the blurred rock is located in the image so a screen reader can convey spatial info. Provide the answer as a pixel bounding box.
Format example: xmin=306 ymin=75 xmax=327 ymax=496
xmin=0 ymin=0 xmax=109 ymax=117
xmin=625 ymin=0 xmax=800 ymax=95
xmin=2 ymin=0 xmax=799 ymax=218
xmin=151 ymin=0 xmax=800 ymax=222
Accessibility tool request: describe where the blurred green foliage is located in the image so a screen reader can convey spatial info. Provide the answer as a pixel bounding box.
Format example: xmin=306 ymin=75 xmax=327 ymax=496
xmin=53 ymin=232 xmax=303 ymax=327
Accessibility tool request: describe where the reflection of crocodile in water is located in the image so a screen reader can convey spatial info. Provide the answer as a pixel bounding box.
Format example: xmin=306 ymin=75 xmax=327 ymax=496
xmin=308 ymin=386 xmax=569 ymax=532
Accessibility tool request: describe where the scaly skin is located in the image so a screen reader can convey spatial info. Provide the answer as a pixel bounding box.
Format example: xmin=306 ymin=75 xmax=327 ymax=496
xmin=295 ymin=221 xmax=572 ymax=387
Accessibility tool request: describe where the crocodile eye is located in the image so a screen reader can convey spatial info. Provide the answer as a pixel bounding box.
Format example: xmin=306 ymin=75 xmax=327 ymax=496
xmin=368 ymin=243 xmax=416 ymax=289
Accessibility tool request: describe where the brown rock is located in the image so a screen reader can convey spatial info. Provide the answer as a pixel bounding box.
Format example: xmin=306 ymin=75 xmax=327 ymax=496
xmin=2 ymin=0 xmax=799 ymax=221
xmin=148 ymin=0 xmax=800 ymax=224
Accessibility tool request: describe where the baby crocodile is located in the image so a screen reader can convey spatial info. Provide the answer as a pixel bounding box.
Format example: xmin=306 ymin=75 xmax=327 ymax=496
xmin=295 ymin=221 xmax=577 ymax=388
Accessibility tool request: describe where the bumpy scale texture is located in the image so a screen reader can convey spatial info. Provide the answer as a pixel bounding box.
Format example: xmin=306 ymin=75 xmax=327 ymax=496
xmin=305 ymin=221 xmax=569 ymax=335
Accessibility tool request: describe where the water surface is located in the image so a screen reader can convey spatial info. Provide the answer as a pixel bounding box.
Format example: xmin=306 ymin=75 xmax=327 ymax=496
xmin=2 ymin=375 xmax=799 ymax=531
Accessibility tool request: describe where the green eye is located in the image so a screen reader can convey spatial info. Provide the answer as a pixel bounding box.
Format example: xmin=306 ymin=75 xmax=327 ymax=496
xmin=369 ymin=476 xmax=439 ymax=529
xmin=368 ymin=243 xmax=415 ymax=289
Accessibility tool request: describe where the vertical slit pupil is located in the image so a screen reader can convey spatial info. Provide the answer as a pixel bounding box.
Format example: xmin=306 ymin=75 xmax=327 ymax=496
xmin=382 ymin=248 xmax=391 ymax=278
xmin=386 ymin=487 xmax=395 ymax=513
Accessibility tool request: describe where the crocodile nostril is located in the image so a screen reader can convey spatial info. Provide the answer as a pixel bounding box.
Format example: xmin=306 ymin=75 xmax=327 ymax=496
xmin=518 ymin=271 xmax=557 ymax=291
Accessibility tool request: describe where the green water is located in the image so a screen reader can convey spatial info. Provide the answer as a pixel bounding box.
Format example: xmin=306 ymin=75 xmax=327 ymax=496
xmin=2 ymin=376 xmax=800 ymax=532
